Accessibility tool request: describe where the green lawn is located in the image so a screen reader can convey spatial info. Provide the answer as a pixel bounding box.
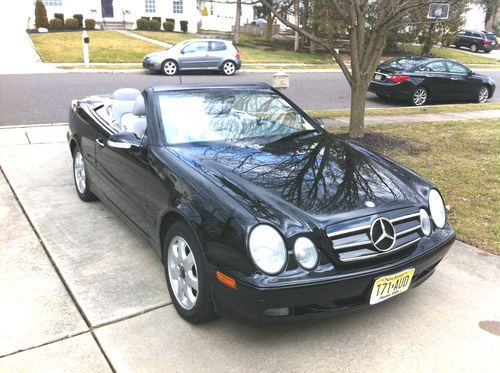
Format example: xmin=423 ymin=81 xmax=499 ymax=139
xmin=30 ymin=31 xmax=163 ymax=63
xmin=401 ymin=43 xmax=500 ymax=65
xmin=329 ymin=119 xmax=500 ymax=254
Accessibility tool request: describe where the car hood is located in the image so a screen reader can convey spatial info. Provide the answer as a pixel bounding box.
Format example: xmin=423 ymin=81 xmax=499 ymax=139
xmin=145 ymin=49 xmax=174 ymax=60
xmin=170 ymin=133 xmax=428 ymax=228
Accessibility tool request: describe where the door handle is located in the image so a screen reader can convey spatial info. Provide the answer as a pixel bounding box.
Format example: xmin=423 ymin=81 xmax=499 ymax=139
xmin=450 ymin=77 xmax=459 ymax=80
xmin=96 ymin=139 xmax=105 ymax=147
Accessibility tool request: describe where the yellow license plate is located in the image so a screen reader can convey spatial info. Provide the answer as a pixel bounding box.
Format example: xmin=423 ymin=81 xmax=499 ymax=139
xmin=370 ymin=268 xmax=415 ymax=305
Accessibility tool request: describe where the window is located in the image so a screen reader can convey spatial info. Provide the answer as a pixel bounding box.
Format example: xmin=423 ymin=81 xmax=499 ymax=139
xmin=447 ymin=62 xmax=468 ymax=74
xmin=424 ymin=61 xmax=447 ymax=73
xmin=210 ymin=42 xmax=227 ymax=52
xmin=42 ymin=0 xmax=63 ymax=6
xmin=145 ymin=0 xmax=156 ymax=13
xmin=173 ymin=0 xmax=183 ymax=14
xmin=182 ymin=42 xmax=208 ymax=54
xmin=473 ymin=33 xmax=481 ymax=38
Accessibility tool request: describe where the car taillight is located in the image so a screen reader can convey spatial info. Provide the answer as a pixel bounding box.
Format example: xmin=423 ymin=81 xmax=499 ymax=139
xmin=389 ymin=75 xmax=410 ymax=83
xmin=484 ymin=39 xmax=492 ymax=44
xmin=236 ymin=50 xmax=240 ymax=58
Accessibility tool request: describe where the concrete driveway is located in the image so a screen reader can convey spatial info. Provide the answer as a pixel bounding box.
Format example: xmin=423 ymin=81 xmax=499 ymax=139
xmin=0 ymin=125 xmax=499 ymax=372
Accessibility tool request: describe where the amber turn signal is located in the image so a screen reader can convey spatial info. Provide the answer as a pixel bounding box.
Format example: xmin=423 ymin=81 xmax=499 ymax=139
xmin=216 ymin=271 xmax=237 ymax=290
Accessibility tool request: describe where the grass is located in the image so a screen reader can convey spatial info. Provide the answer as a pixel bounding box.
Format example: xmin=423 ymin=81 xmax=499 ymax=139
xmin=401 ymin=43 xmax=500 ymax=65
xmin=30 ymin=31 xmax=163 ymax=63
xmin=307 ymin=102 xmax=500 ymax=118
xmin=329 ymin=120 xmax=500 ymax=254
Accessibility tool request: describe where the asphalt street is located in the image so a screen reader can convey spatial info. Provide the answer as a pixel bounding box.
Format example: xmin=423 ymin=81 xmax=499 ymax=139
xmin=2 ymin=70 xmax=500 ymax=126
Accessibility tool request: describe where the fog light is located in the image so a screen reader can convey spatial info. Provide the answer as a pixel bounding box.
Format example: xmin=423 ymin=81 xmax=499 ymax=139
xmin=263 ymin=307 xmax=290 ymax=317
xmin=420 ymin=209 xmax=432 ymax=236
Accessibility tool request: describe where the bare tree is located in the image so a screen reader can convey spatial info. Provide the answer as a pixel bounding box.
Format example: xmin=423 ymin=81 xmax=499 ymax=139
xmin=233 ymin=0 xmax=242 ymax=44
xmin=260 ymin=0 xmax=456 ymax=139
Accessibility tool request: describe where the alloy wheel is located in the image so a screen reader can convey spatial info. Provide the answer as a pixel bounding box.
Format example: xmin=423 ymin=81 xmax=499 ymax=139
xmin=412 ymin=88 xmax=427 ymax=106
xmin=167 ymin=236 xmax=199 ymax=310
xmin=222 ymin=61 xmax=236 ymax=75
xmin=163 ymin=61 xmax=177 ymax=76
xmin=74 ymin=151 xmax=86 ymax=194
xmin=478 ymin=87 xmax=489 ymax=103
xmin=470 ymin=44 xmax=478 ymax=53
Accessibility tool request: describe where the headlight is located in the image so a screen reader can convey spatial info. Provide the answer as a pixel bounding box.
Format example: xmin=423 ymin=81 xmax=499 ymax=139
xmin=420 ymin=209 xmax=431 ymax=236
xmin=294 ymin=237 xmax=319 ymax=270
xmin=429 ymin=189 xmax=446 ymax=229
xmin=248 ymin=225 xmax=287 ymax=275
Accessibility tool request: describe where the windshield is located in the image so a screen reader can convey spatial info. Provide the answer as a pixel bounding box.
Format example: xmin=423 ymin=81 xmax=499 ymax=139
xmin=158 ymin=89 xmax=315 ymax=145
xmin=381 ymin=57 xmax=422 ymax=70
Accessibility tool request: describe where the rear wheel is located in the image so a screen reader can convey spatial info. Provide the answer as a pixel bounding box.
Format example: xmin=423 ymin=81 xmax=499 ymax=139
xmin=470 ymin=43 xmax=478 ymax=53
xmin=163 ymin=221 xmax=217 ymax=323
xmin=221 ymin=60 xmax=236 ymax=76
xmin=162 ymin=60 xmax=178 ymax=76
xmin=376 ymin=93 xmax=386 ymax=99
xmin=411 ymin=87 xmax=428 ymax=106
xmin=72 ymin=147 xmax=98 ymax=202
xmin=477 ymin=86 xmax=489 ymax=103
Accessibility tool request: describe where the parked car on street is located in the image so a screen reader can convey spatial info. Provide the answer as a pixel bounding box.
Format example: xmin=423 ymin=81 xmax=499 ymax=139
xmin=369 ymin=56 xmax=495 ymax=106
xmin=452 ymin=29 xmax=498 ymax=53
xmin=143 ymin=39 xmax=241 ymax=76
xmin=68 ymin=84 xmax=455 ymax=325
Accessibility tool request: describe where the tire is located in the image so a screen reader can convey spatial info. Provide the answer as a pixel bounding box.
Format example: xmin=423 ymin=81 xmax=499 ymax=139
xmin=72 ymin=146 xmax=98 ymax=202
xmin=484 ymin=50 xmax=492 ymax=53
xmin=470 ymin=43 xmax=478 ymax=53
xmin=163 ymin=221 xmax=217 ymax=323
xmin=477 ymin=85 xmax=490 ymax=103
xmin=162 ymin=60 xmax=178 ymax=76
xmin=221 ymin=60 xmax=236 ymax=76
xmin=376 ymin=93 xmax=386 ymax=99
xmin=411 ymin=87 xmax=428 ymax=106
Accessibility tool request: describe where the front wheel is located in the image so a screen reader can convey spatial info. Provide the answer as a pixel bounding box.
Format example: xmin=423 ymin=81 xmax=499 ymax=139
xmin=72 ymin=147 xmax=98 ymax=202
xmin=221 ymin=60 xmax=236 ymax=76
xmin=163 ymin=222 xmax=217 ymax=324
xmin=411 ymin=87 xmax=428 ymax=106
xmin=162 ymin=60 xmax=178 ymax=76
xmin=477 ymin=86 xmax=490 ymax=103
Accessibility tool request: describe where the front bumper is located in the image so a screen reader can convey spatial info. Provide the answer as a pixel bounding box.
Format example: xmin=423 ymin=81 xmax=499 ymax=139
xmin=142 ymin=59 xmax=162 ymax=72
xmin=212 ymin=226 xmax=455 ymax=325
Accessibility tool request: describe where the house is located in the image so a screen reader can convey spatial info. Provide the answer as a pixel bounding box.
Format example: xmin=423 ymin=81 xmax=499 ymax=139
xmin=27 ymin=0 xmax=258 ymax=33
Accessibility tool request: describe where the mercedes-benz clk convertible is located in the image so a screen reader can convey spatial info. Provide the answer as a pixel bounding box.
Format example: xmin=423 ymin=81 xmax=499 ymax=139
xmin=67 ymin=84 xmax=455 ymax=325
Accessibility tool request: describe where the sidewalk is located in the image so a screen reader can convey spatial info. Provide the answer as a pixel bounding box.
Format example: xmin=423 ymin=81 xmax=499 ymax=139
xmin=0 ymin=123 xmax=499 ymax=372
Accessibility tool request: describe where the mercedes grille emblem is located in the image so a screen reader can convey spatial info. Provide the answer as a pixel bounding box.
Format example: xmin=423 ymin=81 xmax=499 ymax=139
xmin=370 ymin=218 xmax=396 ymax=252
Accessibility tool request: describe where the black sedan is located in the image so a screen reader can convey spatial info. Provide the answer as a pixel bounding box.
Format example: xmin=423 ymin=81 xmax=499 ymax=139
xmin=369 ymin=56 xmax=495 ymax=106
xmin=68 ymin=84 xmax=455 ymax=325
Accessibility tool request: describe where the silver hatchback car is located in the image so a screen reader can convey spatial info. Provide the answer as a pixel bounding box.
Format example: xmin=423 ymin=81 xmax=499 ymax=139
xmin=143 ymin=39 xmax=241 ymax=76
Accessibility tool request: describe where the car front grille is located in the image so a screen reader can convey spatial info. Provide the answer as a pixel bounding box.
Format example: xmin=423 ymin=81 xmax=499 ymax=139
xmin=325 ymin=208 xmax=423 ymax=263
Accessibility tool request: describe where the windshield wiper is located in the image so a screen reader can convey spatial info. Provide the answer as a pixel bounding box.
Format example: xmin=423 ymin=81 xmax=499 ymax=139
xmin=269 ymin=129 xmax=318 ymax=144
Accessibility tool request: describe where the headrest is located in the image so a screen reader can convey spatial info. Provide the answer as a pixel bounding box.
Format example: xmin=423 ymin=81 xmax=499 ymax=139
xmin=112 ymin=88 xmax=141 ymax=101
xmin=133 ymin=95 xmax=146 ymax=116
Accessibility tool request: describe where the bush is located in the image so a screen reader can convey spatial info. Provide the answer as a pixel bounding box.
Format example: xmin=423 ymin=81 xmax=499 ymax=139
xmin=48 ymin=18 xmax=63 ymax=30
xmin=65 ymin=18 xmax=79 ymax=29
xmin=35 ymin=0 xmax=49 ymax=29
xmin=163 ymin=21 xmax=175 ymax=32
xmin=136 ymin=18 xmax=149 ymax=30
xmin=148 ymin=19 xmax=161 ymax=31
xmin=141 ymin=16 xmax=150 ymax=20
xmin=54 ymin=13 xmax=64 ymax=26
xmin=180 ymin=20 xmax=188 ymax=33
xmin=152 ymin=16 xmax=161 ymax=24
xmin=73 ymin=14 xmax=83 ymax=28
xmin=85 ymin=19 xmax=96 ymax=30
xmin=166 ymin=18 xmax=175 ymax=24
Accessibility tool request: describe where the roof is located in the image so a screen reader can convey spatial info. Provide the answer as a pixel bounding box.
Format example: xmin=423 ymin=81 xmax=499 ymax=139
xmin=151 ymin=83 xmax=273 ymax=93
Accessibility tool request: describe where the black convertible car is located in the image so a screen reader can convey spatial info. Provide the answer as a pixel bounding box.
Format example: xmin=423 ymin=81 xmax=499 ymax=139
xmin=369 ymin=56 xmax=495 ymax=106
xmin=68 ymin=84 xmax=455 ymax=325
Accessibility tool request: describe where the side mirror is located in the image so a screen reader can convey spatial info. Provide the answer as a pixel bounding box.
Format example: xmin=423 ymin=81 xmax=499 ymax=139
xmin=468 ymin=70 xmax=474 ymax=76
xmin=313 ymin=118 xmax=325 ymax=128
xmin=107 ymin=132 xmax=142 ymax=150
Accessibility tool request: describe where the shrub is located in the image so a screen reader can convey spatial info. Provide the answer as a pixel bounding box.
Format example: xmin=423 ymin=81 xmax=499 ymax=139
xmin=136 ymin=18 xmax=149 ymax=30
xmin=54 ymin=13 xmax=64 ymax=26
xmin=152 ymin=16 xmax=161 ymax=24
xmin=35 ymin=0 xmax=49 ymax=29
xmin=141 ymin=16 xmax=150 ymax=20
xmin=148 ymin=19 xmax=161 ymax=31
xmin=163 ymin=21 xmax=174 ymax=32
xmin=165 ymin=18 xmax=175 ymax=24
xmin=73 ymin=14 xmax=83 ymax=28
xmin=65 ymin=18 xmax=79 ymax=29
xmin=48 ymin=18 xmax=63 ymax=30
xmin=180 ymin=20 xmax=188 ymax=33
xmin=84 ymin=19 xmax=96 ymax=30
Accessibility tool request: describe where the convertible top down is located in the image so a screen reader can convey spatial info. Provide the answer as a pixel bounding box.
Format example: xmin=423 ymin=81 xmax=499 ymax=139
xmin=68 ymin=84 xmax=455 ymax=325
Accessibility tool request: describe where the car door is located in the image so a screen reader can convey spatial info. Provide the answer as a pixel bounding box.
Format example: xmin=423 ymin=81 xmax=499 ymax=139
xmin=456 ymin=30 xmax=466 ymax=47
xmin=94 ymin=125 xmax=150 ymax=234
xmin=415 ymin=61 xmax=450 ymax=100
xmin=207 ymin=41 xmax=227 ymax=68
xmin=446 ymin=61 xmax=482 ymax=100
xmin=178 ymin=41 xmax=210 ymax=70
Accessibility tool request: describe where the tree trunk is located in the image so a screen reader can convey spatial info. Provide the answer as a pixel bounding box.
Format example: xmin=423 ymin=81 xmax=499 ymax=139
xmin=349 ymin=82 xmax=367 ymax=138
xmin=310 ymin=40 xmax=316 ymax=54
xmin=233 ymin=0 xmax=241 ymax=45
xmin=294 ymin=0 xmax=300 ymax=52
xmin=421 ymin=22 xmax=435 ymax=55
xmin=265 ymin=14 xmax=273 ymax=41
xmin=485 ymin=6 xmax=499 ymax=32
